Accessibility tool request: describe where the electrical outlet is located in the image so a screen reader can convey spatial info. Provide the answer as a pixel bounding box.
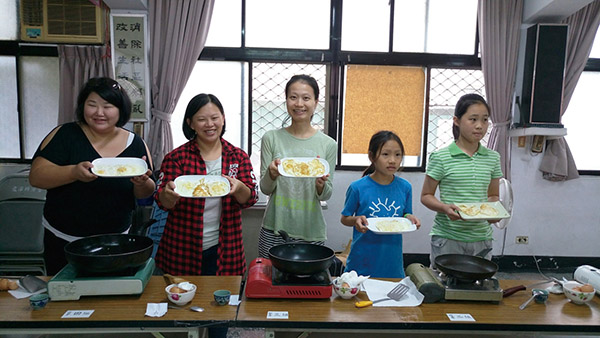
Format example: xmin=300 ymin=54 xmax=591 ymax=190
xmin=516 ymin=236 xmax=529 ymax=244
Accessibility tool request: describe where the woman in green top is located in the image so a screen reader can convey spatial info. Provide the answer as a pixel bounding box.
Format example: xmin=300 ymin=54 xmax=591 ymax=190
xmin=258 ymin=74 xmax=337 ymax=258
xmin=421 ymin=93 xmax=503 ymax=267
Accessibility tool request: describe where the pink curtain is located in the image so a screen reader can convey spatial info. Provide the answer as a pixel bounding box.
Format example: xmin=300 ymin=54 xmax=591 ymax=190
xmin=477 ymin=0 xmax=524 ymax=181
xmin=57 ymin=45 xmax=113 ymax=124
xmin=146 ymin=0 xmax=215 ymax=168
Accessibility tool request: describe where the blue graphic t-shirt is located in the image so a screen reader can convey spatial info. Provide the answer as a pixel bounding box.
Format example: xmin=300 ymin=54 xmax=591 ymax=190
xmin=341 ymin=175 xmax=413 ymax=278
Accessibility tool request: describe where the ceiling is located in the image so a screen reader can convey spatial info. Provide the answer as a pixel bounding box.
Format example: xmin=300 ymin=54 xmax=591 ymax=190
xmin=102 ymin=0 xmax=147 ymax=11
xmin=523 ymin=0 xmax=596 ymax=23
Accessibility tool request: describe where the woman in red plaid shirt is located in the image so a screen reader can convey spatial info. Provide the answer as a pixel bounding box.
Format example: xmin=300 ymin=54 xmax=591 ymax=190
xmin=155 ymin=94 xmax=258 ymax=276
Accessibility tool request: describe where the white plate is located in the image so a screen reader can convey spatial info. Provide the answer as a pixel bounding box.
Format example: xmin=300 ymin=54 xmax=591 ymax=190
xmin=366 ymin=217 xmax=416 ymax=234
xmin=91 ymin=157 xmax=148 ymax=177
xmin=456 ymin=201 xmax=511 ymax=220
xmin=174 ymin=175 xmax=230 ymax=198
xmin=277 ymin=157 xmax=330 ymax=178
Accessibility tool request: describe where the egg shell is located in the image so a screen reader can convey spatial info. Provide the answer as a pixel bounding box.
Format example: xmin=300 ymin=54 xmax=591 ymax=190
xmin=580 ymin=284 xmax=594 ymax=293
xmin=170 ymin=286 xmax=185 ymax=294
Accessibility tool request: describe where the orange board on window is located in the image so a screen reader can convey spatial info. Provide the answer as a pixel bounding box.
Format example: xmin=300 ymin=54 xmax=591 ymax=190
xmin=343 ymin=65 xmax=425 ymax=157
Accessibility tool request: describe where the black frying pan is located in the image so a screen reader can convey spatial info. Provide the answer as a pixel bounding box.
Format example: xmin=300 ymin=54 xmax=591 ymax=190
xmin=64 ymin=234 xmax=153 ymax=274
xmin=435 ymin=254 xmax=498 ymax=280
xmin=268 ymin=230 xmax=334 ymax=275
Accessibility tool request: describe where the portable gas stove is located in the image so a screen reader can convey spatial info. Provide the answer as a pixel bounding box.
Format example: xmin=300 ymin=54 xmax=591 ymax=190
xmin=48 ymin=258 xmax=154 ymax=301
xmin=441 ymin=273 xmax=503 ymax=302
xmin=406 ymin=263 xmax=503 ymax=303
xmin=245 ymin=258 xmax=332 ymax=299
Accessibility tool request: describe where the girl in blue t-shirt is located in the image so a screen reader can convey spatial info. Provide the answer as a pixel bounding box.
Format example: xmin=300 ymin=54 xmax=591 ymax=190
xmin=340 ymin=131 xmax=421 ymax=278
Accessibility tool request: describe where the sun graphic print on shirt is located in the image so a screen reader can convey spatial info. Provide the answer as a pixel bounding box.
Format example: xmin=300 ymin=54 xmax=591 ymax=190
xmin=368 ymin=198 xmax=403 ymax=218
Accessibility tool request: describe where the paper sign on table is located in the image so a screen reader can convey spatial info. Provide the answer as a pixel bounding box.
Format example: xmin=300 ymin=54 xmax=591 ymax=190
xmin=446 ymin=313 xmax=475 ymax=321
xmin=267 ymin=311 xmax=289 ymax=319
xmin=61 ymin=310 xmax=94 ymax=319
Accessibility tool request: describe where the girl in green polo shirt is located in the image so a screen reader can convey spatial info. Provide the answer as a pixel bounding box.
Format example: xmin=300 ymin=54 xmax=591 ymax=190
xmin=421 ymin=93 xmax=503 ymax=268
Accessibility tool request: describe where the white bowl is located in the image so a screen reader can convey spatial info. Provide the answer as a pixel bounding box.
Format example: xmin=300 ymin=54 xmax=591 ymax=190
xmin=332 ymin=277 xmax=360 ymax=299
xmin=165 ymin=282 xmax=197 ymax=305
xmin=563 ymin=281 xmax=595 ymax=305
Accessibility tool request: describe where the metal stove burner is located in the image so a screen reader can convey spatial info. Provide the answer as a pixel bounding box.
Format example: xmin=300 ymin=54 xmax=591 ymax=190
xmin=438 ymin=271 xmax=503 ymax=302
xmin=74 ymin=266 xmax=141 ymax=278
xmin=272 ymin=266 xmax=331 ymax=286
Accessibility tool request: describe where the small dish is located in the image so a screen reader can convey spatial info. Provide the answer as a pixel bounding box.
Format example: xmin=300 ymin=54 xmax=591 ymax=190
xmin=29 ymin=293 xmax=49 ymax=310
xmin=366 ymin=217 xmax=416 ymax=234
xmin=332 ymin=277 xmax=360 ymax=299
xmin=165 ymin=282 xmax=197 ymax=306
xmin=455 ymin=201 xmax=511 ymax=221
xmin=174 ymin=175 xmax=230 ymax=198
xmin=277 ymin=157 xmax=330 ymax=178
xmin=91 ymin=157 xmax=148 ymax=177
xmin=563 ymin=281 xmax=595 ymax=305
xmin=532 ymin=288 xmax=549 ymax=303
xmin=213 ymin=289 xmax=231 ymax=306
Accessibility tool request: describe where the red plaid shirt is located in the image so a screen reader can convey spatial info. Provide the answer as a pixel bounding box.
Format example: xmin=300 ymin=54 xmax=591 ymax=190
xmin=155 ymin=139 xmax=258 ymax=275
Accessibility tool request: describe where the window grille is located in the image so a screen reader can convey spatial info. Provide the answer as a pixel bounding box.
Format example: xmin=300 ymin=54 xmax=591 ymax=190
xmin=251 ymin=63 xmax=327 ymax=157
xmin=427 ymin=68 xmax=489 ymax=158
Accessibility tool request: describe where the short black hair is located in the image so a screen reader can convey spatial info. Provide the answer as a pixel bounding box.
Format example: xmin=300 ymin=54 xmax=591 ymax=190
xmin=453 ymin=93 xmax=490 ymax=140
xmin=75 ymin=77 xmax=132 ymax=127
xmin=182 ymin=93 xmax=226 ymax=140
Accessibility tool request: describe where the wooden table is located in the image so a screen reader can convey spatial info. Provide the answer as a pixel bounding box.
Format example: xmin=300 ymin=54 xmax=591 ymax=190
xmin=0 ymin=276 xmax=241 ymax=337
xmin=237 ymin=279 xmax=600 ymax=336
xmin=2 ymin=277 xmax=599 ymax=336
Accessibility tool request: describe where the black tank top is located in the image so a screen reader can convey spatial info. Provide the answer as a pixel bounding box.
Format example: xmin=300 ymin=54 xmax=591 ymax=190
xmin=34 ymin=122 xmax=150 ymax=236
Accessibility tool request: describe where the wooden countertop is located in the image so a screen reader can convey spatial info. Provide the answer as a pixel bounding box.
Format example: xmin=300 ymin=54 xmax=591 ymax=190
xmin=0 ymin=276 xmax=241 ymax=330
xmin=237 ymin=279 xmax=600 ymax=333
xmin=1 ymin=277 xmax=599 ymax=334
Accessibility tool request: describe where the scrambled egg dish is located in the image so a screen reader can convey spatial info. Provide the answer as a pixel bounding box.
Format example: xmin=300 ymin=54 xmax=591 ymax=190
xmin=375 ymin=219 xmax=412 ymax=232
xmin=457 ymin=203 xmax=499 ymax=217
xmin=95 ymin=164 xmax=143 ymax=176
xmin=282 ymin=158 xmax=326 ymax=177
xmin=179 ymin=178 xmax=229 ymax=197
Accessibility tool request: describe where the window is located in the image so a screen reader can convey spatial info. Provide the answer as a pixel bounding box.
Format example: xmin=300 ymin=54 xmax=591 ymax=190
xmin=204 ymin=0 xmax=242 ymax=48
xmin=428 ymin=68 xmax=489 ymax=155
xmin=19 ymin=56 xmax=60 ymax=158
xmin=0 ymin=56 xmax=19 ymax=158
xmin=1 ymin=0 xmax=484 ymax=171
xmin=561 ymin=24 xmax=600 ymax=173
xmin=0 ymin=0 xmax=17 ymax=40
xmin=563 ymin=71 xmax=600 ymax=171
xmin=245 ymin=0 xmax=330 ymax=49
xmin=342 ymin=0 xmax=390 ymax=52
xmin=171 ymin=61 xmax=248 ymax=150
xmin=393 ymin=0 xmax=478 ymax=54
xmin=189 ymin=0 xmax=485 ymax=172
xmin=250 ymin=63 xmax=327 ymax=172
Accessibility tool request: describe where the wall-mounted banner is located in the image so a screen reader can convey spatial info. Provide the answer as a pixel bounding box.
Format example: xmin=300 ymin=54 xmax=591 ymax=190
xmin=111 ymin=14 xmax=150 ymax=121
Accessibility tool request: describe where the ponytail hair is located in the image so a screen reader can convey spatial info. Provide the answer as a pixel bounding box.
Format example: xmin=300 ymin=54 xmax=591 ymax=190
xmin=362 ymin=130 xmax=405 ymax=177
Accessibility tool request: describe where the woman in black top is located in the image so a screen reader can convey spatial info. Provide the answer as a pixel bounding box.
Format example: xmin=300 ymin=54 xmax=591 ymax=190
xmin=29 ymin=77 xmax=155 ymax=274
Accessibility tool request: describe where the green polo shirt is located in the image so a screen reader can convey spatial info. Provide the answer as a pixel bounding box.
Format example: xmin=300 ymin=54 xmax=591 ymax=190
xmin=426 ymin=142 xmax=503 ymax=242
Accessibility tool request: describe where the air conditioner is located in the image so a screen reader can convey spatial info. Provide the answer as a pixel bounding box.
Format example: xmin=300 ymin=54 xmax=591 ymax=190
xmin=20 ymin=0 xmax=104 ymax=44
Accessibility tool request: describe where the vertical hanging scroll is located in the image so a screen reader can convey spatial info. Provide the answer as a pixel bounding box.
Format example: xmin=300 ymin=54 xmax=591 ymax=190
xmin=110 ymin=14 xmax=150 ymax=122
